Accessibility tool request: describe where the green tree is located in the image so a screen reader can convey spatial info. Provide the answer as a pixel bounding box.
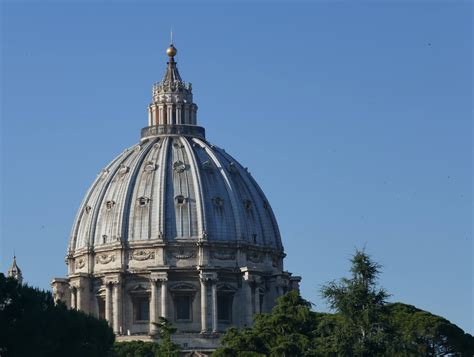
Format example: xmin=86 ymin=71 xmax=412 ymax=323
xmin=320 ymin=249 xmax=392 ymax=356
xmin=387 ymin=302 xmax=474 ymax=356
xmin=214 ymin=290 xmax=319 ymax=356
xmin=215 ymin=249 xmax=474 ymax=356
xmin=0 ymin=273 xmax=114 ymax=357
xmin=113 ymin=340 xmax=160 ymax=357
xmin=152 ymin=317 xmax=181 ymax=357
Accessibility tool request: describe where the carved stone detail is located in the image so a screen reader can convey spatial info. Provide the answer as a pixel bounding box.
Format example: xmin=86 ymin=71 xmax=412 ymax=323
xmin=173 ymin=160 xmax=187 ymax=173
xmin=129 ymin=249 xmax=155 ymax=261
xmin=167 ymin=248 xmax=196 ymax=260
xmin=75 ymin=257 xmax=86 ymax=269
xmin=247 ymin=251 xmax=264 ymax=263
xmin=96 ymin=253 xmax=116 ymax=265
xmin=211 ymin=249 xmax=235 ymax=260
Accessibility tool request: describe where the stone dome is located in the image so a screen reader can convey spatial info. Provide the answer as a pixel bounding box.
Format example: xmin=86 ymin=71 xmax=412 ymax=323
xmin=68 ymin=135 xmax=282 ymax=253
xmin=53 ymin=44 xmax=299 ymax=351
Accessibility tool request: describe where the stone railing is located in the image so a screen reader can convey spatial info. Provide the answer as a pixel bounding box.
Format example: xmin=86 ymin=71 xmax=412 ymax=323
xmin=141 ymin=124 xmax=205 ymax=139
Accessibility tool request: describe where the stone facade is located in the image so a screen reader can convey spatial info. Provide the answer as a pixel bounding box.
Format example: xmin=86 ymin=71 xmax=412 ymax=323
xmin=52 ymin=43 xmax=300 ymax=352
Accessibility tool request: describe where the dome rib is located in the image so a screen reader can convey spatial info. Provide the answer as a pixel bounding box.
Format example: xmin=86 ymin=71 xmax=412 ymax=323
xmin=181 ymin=137 xmax=207 ymax=238
xmin=193 ymin=138 xmax=244 ymax=242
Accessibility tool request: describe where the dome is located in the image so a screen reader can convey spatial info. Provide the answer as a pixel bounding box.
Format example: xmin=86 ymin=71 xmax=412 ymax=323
xmin=53 ymin=44 xmax=299 ymax=350
xmin=68 ymin=135 xmax=282 ymax=252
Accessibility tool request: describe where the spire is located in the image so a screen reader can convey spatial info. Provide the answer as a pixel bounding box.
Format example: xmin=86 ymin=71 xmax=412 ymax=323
xmin=7 ymin=255 xmax=23 ymax=284
xmin=145 ymin=40 xmax=200 ymax=131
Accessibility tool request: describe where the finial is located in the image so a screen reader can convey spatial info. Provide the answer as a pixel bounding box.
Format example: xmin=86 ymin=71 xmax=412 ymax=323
xmin=166 ymin=29 xmax=177 ymax=58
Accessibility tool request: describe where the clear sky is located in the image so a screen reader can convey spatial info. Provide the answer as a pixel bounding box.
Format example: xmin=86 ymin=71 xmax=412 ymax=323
xmin=1 ymin=1 xmax=472 ymax=333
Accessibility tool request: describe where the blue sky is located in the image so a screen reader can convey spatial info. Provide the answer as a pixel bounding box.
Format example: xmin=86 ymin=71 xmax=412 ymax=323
xmin=1 ymin=1 xmax=472 ymax=332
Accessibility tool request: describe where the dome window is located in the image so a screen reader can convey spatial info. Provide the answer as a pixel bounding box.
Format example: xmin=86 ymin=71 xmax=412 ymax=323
xmin=229 ymin=162 xmax=238 ymax=173
xmin=212 ymin=196 xmax=224 ymax=208
xmin=202 ymin=160 xmax=214 ymax=172
xmin=106 ymin=201 xmax=115 ymax=210
xmin=138 ymin=196 xmax=150 ymax=207
xmin=243 ymin=199 xmax=252 ymax=211
xmin=252 ymin=234 xmax=257 ymax=244
xmin=84 ymin=205 xmax=92 ymax=214
xmin=102 ymin=235 xmax=107 ymax=244
xmin=175 ymin=195 xmax=186 ymax=206
xmin=173 ymin=160 xmax=186 ymax=173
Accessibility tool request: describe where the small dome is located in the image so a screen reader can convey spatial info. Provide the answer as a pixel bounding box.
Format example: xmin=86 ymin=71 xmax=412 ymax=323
xmin=69 ymin=136 xmax=282 ymax=253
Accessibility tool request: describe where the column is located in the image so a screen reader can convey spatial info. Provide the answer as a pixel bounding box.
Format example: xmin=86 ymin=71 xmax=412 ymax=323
xmin=242 ymin=272 xmax=253 ymax=326
xmin=112 ymin=281 xmax=122 ymax=334
xmin=167 ymin=105 xmax=173 ymax=125
xmin=176 ymin=104 xmax=182 ymax=124
xmin=70 ymin=287 xmax=77 ymax=310
xmin=160 ymin=278 xmax=168 ymax=319
xmin=254 ymin=284 xmax=260 ymax=315
xmin=200 ymin=278 xmax=208 ymax=333
xmin=76 ymin=286 xmax=82 ymax=311
xmin=211 ymin=282 xmax=218 ymax=333
xmin=184 ymin=104 xmax=190 ymax=124
xmin=105 ymin=283 xmax=112 ymax=327
xmin=148 ymin=106 xmax=152 ymax=126
xmin=159 ymin=105 xmax=164 ymax=125
xmin=149 ymin=278 xmax=158 ymax=334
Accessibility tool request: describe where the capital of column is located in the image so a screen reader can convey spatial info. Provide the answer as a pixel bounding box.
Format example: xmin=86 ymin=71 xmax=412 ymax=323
xmin=199 ymin=271 xmax=218 ymax=284
xmin=242 ymin=270 xmax=262 ymax=286
xmin=105 ymin=274 xmax=122 ymax=286
xmin=150 ymin=272 xmax=168 ymax=283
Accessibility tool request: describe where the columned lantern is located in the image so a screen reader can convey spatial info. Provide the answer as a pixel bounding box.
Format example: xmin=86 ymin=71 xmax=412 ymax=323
xmin=52 ymin=42 xmax=300 ymax=351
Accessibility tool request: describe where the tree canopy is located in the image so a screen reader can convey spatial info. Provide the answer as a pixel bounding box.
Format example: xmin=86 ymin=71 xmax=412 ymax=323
xmin=215 ymin=250 xmax=474 ymax=356
xmin=0 ymin=273 xmax=115 ymax=357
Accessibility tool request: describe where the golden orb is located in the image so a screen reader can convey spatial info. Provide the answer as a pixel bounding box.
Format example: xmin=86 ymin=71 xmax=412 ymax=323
xmin=166 ymin=44 xmax=177 ymax=57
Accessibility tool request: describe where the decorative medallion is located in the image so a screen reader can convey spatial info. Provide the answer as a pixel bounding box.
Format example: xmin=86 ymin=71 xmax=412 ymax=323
xmin=144 ymin=162 xmax=156 ymax=172
xmin=84 ymin=205 xmax=92 ymax=214
xmin=134 ymin=145 xmax=142 ymax=152
xmin=117 ymin=165 xmax=130 ymax=176
xmin=173 ymin=160 xmax=187 ymax=173
xmin=248 ymin=251 xmax=264 ymax=263
xmin=153 ymin=142 xmax=161 ymax=149
xmin=96 ymin=253 xmax=115 ymax=265
xmin=211 ymin=250 xmax=236 ymax=260
xmin=100 ymin=169 xmax=109 ymax=179
xmin=129 ymin=249 xmax=155 ymax=261
xmin=75 ymin=258 xmax=86 ymax=269
xmin=167 ymin=249 xmax=196 ymax=260
xmin=105 ymin=200 xmax=115 ymax=210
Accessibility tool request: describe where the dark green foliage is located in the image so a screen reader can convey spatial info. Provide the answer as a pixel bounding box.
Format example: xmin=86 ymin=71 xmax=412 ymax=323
xmin=215 ymin=250 xmax=474 ymax=357
xmin=320 ymin=249 xmax=392 ymax=356
xmin=0 ymin=273 xmax=115 ymax=357
xmin=387 ymin=302 xmax=474 ymax=356
xmin=113 ymin=341 xmax=160 ymax=357
xmin=214 ymin=291 xmax=319 ymax=356
xmin=152 ymin=317 xmax=181 ymax=356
